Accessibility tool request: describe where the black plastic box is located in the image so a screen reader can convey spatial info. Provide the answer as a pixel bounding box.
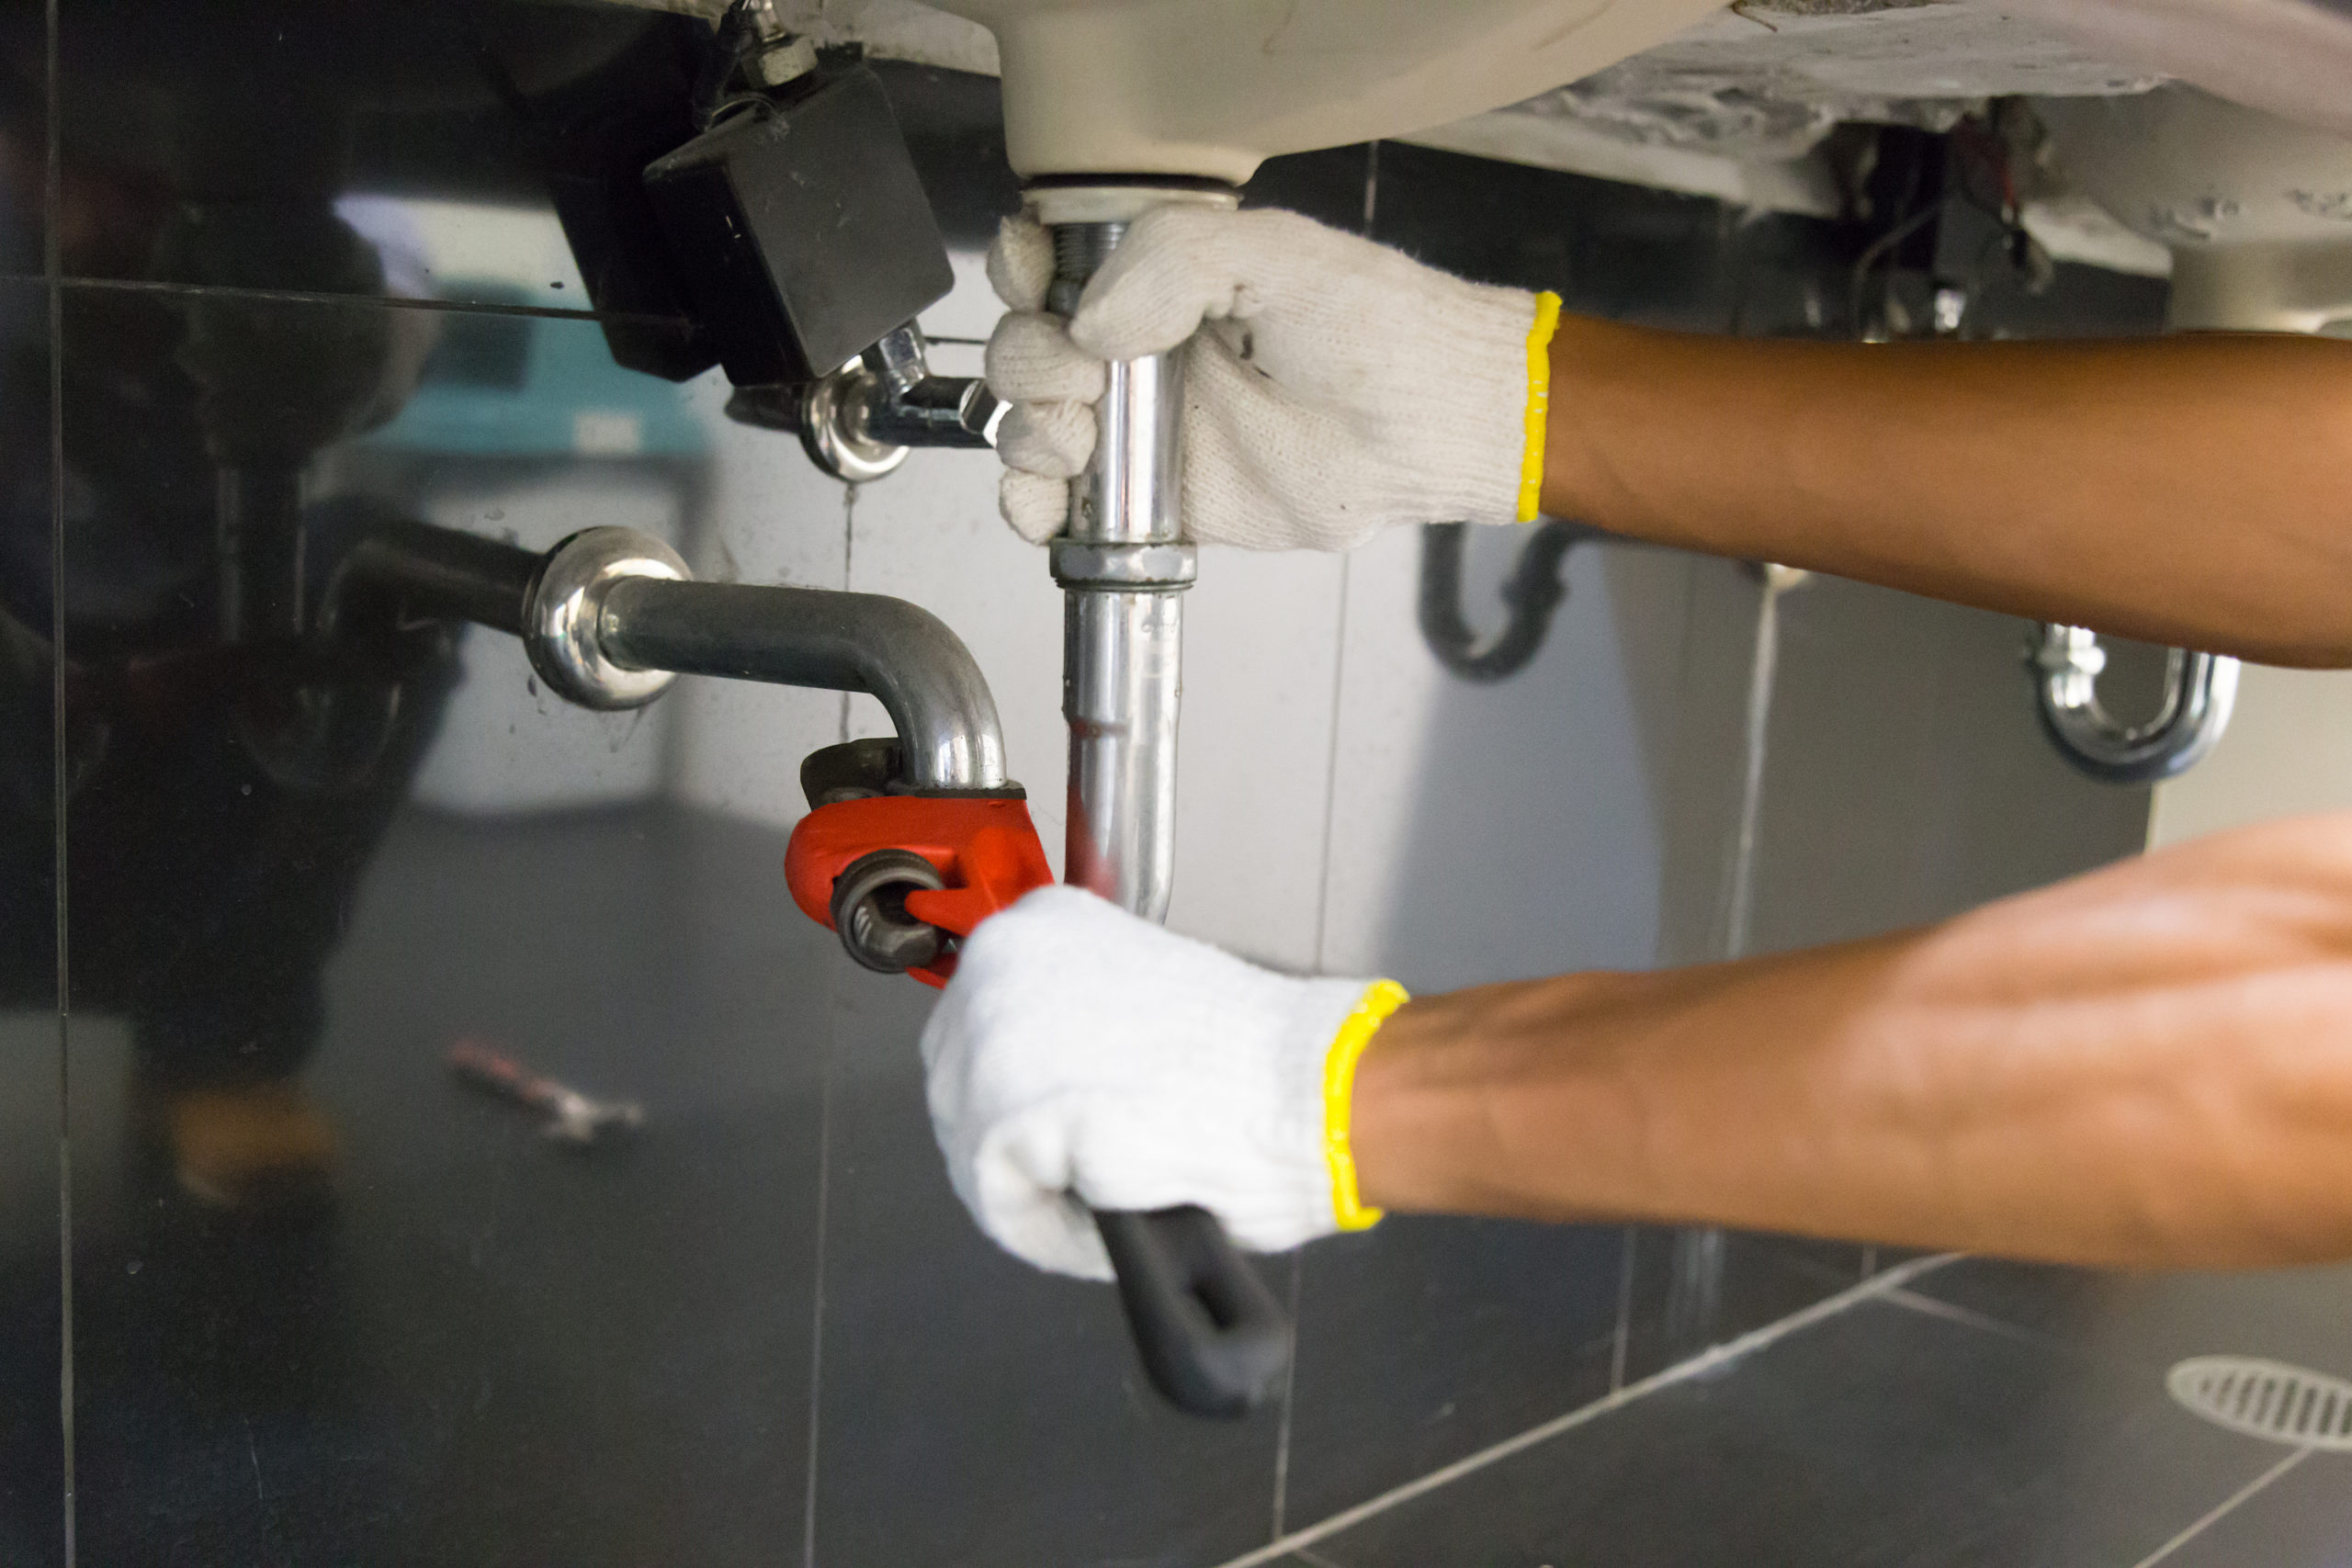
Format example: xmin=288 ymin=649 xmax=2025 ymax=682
xmin=643 ymin=67 xmax=953 ymax=388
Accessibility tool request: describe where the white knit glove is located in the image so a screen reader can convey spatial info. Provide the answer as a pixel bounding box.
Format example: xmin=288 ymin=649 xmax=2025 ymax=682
xmin=985 ymin=206 xmax=1558 ymax=551
xmin=921 ymin=886 xmax=1405 ymax=1280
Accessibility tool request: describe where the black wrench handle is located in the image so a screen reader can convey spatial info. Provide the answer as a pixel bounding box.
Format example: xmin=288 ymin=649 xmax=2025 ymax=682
xmin=1093 ymin=1204 xmax=1290 ymax=1418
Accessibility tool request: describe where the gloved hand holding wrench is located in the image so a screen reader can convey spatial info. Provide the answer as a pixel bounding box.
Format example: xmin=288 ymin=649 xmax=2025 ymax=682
xmin=922 ymin=886 xmax=1400 ymax=1280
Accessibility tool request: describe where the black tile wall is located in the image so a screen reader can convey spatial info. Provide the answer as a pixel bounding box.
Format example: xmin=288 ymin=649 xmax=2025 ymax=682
xmin=1365 ymin=139 xmax=1826 ymax=333
xmin=54 ymin=0 xmax=694 ymax=302
xmin=0 ymin=269 xmax=61 ymax=1564
xmin=1247 ymin=144 xmax=1378 ymax=234
xmin=0 ymin=6 xmax=39 ymax=280
xmin=1750 ymin=576 xmax=2155 ymax=955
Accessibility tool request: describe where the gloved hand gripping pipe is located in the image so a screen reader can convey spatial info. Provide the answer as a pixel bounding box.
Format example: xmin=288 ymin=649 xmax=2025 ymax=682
xmin=1042 ymin=188 xmax=1292 ymax=1420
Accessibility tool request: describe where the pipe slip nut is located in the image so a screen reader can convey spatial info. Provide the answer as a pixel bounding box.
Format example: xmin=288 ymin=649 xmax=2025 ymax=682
xmin=526 ymin=526 xmax=691 ymax=711
xmin=1049 ymin=539 xmax=1198 ymax=591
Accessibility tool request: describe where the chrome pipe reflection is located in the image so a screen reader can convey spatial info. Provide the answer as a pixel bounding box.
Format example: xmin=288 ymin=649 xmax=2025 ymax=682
xmin=317 ymin=519 xmax=538 ymax=639
xmin=2031 ymin=624 xmax=2239 ymax=784
xmin=217 ymin=466 xmax=308 ymax=644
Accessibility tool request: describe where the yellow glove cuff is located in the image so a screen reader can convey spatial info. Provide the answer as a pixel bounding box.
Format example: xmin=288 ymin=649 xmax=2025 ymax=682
xmin=1324 ymin=978 xmax=1409 ymax=1232
xmin=1516 ymin=291 xmax=1563 ymax=524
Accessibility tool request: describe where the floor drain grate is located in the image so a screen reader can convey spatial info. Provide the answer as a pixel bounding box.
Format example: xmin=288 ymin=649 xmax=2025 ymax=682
xmin=2168 ymin=1356 xmax=2352 ymax=1450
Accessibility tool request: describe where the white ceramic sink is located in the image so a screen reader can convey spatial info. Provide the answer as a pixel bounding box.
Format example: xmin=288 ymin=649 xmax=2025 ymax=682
xmin=922 ymin=0 xmax=1731 ymax=181
xmin=2037 ymin=86 xmax=2352 ymax=333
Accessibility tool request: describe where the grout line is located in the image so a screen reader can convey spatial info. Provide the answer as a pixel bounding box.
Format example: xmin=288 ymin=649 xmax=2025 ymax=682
xmin=805 ymin=479 xmax=859 ymax=1566
xmin=52 ymin=273 xmax=684 ymax=327
xmin=1654 ymin=553 xmax=1712 ymax=968
xmin=837 ymin=483 xmax=856 ymax=743
xmin=1765 ymin=1241 xmax=1877 ymax=1293
xmin=1209 ymin=1254 xmax=1957 ymax=1568
xmin=1609 ymin=1224 xmax=1637 ymax=1393
xmin=1269 ymin=1251 xmax=1306 ymax=1541
xmin=1714 ymin=570 xmax=1787 ymax=964
xmin=1295 ymin=1548 xmax=1353 ymax=1568
xmin=45 ymin=0 xmax=74 ymax=1555
xmin=1879 ymin=1282 xmax=2192 ymax=1379
xmin=1308 ymin=555 xmax=1351 ymax=974
xmin=1878 ymin=1286 xmax=2095 ymax=1360
xmin=2126 ymin=1446 xmax=2309 ymax=1568
xmin=799 ymin=993 xmax=840 ymax=1568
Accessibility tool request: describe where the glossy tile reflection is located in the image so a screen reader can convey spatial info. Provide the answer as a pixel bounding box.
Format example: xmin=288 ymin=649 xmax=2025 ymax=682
xmin=52 ymin=273 xmax=824 ymax=1558
xmin=65 ymin=807 xmax=828 ymax=1562
xmin=54 ymin=1 xmax=692 ymax=308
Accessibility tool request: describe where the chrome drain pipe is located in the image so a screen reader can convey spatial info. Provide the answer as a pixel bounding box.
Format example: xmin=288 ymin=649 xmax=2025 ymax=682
xmin=1038 ymin=187 xmax=1291 ymax=1423
xmin=1040 ymin=190 xmax=1231 ymax=919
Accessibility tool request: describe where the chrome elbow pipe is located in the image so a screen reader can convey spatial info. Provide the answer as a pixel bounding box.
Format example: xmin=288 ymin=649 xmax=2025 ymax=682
xmin=322 ymin=521 xmax=1008 ymax=794
xmin=595 ymin=573 xmax=1009 ymax=793
xmin=2030 ymin=624 xmax=2240 ymax=785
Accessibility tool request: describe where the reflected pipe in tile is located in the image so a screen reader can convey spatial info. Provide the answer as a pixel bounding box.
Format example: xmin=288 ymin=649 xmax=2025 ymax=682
xmin=317 ymin=518 xmax=539 ymax=640
xmin=318 ymin=520 xmax=1008 ymax=793
xmin=217 ymin=466 xmax=309 ymax=645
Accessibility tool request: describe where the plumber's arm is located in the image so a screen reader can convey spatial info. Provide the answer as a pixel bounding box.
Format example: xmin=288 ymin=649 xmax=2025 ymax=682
xmin=1354 ymin=810 xmax=2352 ymax=1269
xmin=1543 ymin=321 xmax=2352 ymax=667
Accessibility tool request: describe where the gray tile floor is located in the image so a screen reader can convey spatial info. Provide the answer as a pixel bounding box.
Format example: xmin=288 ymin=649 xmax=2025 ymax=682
xmin=31 ymin=804 xmax=2351 ymax=1564
xmin=1251 ymin=1259 xmax=2352 ymax=1568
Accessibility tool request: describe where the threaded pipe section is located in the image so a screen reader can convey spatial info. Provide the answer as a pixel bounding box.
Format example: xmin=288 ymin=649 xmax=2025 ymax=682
xmin=1048 ymin=220 xmax=1127 ymax=315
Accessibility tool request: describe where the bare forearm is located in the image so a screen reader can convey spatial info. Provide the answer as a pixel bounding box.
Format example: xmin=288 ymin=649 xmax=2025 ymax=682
xmin=1352 ymin=815 xmax=2352 ymax=1268
xmin=1542 ymin=319 xmax=2352 ymax=667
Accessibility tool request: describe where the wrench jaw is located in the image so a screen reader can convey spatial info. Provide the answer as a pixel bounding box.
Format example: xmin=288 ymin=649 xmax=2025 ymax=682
xmin=784 ymin=794 xmax=1056 ymax=987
